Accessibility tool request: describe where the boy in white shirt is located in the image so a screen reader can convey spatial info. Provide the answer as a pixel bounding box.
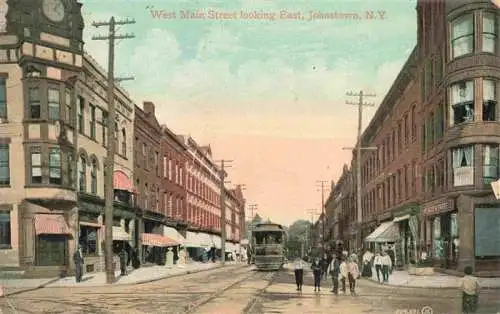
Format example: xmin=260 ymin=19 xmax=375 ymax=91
xmin=347 ymin=255 xmax=360 ymax=296
xmin=460 ymin=266 xmax=480 ymax=313
xmin=373 ymin=252 xmax=382 ymax=283
xmin=381 ymin=251 xmax=392 ymax=283
xmin=339 ymin=257 xmax=348 ymax=294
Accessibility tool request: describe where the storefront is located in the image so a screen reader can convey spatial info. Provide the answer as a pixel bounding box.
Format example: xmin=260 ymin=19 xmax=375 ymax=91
xmin=184 ymin=231 xmax=210 ymax=261
xmin=392 ymin=204 xmax=420 ymax=269
xmin=422 ymin=198 xmax=457 ymax=269
xmin=364 ymin=219 xmax=399 ymax=254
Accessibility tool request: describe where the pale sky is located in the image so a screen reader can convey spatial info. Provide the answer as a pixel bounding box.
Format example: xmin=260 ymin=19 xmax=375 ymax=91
xmin=81 ymin=0 xmax=417 ymax=226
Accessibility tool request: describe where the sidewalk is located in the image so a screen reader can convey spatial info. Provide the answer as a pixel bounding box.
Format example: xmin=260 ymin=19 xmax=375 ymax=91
xmin=1 ymin=261 xmax=242 ymax=297
xmin=365 ymin=267 xmax=500 ymax=289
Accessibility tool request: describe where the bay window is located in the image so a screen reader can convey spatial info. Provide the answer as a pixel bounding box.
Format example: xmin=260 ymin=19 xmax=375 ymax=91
xmin=48 ymin=88 xmax=60 ymax=120
xmin=451 ymin=14 xmax=474 ymax=59
xmin=483 ymin=79 xmax=497 ymax=121
xmin=483 ymin=144 xmax=499 ymax=184
xmin=30 ymin=150 xmax=42 ymax=184
xmin=482 ymin=12 xmax=498 ymax=53
xmin=48 ymin=147 xmax=61 ymax=185
xmin=452 ymin=145 xmax=474 ymax=186
xmin=65 ymin=89 xmax=71 ymax=124
xmin=450 ymin=81 xmax=474 ymax=125
xmin=29 ymin=88 xmax=41 ymax=119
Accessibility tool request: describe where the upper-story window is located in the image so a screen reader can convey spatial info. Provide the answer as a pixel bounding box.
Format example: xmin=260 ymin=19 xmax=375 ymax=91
xmin=29 ymin=88 xmax=41 ymax=119
xmin=48 ymin=147 xmax=61 ymax=185
xmin=48 ymin=88 xmax=60 ymax=121
xmin=452 ymin=145 xmax=474 ymax=187
xmin=483 ymin=79 xmax=497 ymax=121
xmin=102 ymin=111 xmax=108 ymax=146
xmin=91 ymin=159 xmax=98 ymax=194
xmin=450 ymin=80 xmax=474 ymax=126
xmin=78 ymin=96 xmax=84 ymax=134
xmin=121 ymin=129 xmax=127 ymax=156
xmin=30 ymin=149 xmax=42 ymax=184
xmin=79 ymin=156 xmax=86 ymax=192
xmin=483 ymin=144 xmax=499 ymax=184
xmin=65 ymin=89 xmax=71 ymax=124
xmin=163 ymin=156 xmax=167 ymax=177
xmin=0 ymin=79 xmax=7 ymax=120
xmin=0 ymin=144 xmax=9 ymax=185
xmin=482 ymin=12 xmax=498 ymax=53
xmin=168 ymin=159 xmax=172 ymax=181
xmin=67 ymin=154 xmax=73 ymax=188
xmin=450 ymin=14 xmax=474 ymax=59
xmin=114 ymin=122 xmax=118 ymax=151
xmin=89 ymin=104 xmax=96 ymax=139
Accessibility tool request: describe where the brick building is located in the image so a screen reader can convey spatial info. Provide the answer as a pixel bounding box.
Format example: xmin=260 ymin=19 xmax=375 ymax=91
xmin=327 ymin=0 xmax=499 ymax=274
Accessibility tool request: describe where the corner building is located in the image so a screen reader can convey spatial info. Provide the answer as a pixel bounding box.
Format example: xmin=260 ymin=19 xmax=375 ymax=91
xmin=356 ymin=0 xmax=499 ymax=274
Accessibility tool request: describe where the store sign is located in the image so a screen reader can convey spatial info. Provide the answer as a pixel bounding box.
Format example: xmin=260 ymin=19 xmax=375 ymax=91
xmin=453 ymin=166 xmax=473 ymax=187
xmin=422 ymin=199 xmax=454 ymax=216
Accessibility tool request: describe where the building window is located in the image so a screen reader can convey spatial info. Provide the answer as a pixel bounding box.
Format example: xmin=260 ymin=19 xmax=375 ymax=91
xmin=435 ymin=103 xmax=444 ymax=139
xmin=450 ymin=81 xmax=474 ymax=125
xmin=48 ymin=88 xmax=60 ymax=120
xmin=79 ymin=156 xmax=86 ymax=192
xmin=114 ymin=122 xmax=118 ymax=151
xmin=102 ymin=111 xmax=108 ymax=146
xmin=179 ymin=167 xmax=183 ymax=186
xmin=89 ymin=104 xmax=96 ymax=139
xmin=411 ymin=105 xmax=417 ymax=142
xmin=30 ymin=150 xmax=42 ymax=184
xmin=163 ymin=156 xmax=167 ymax=177
xmin=482 ymin=12 xmax=498 ymax=53
xmin=49 ymin=147 xmax=61 ymax=185
xmin=78 ymin=96 xmax=84 ymax=134
xmin=144 ymin=183 xmax=149 ymax=209
xmin=91 ymin=159 xmax=97 ymax=194
xmin=451 ymin=14 xmax=474 ymax=59
xmin=79 ymin=226 xmax=97 ymax=255
xmin=155 ymin=151 xmax=159 ymax=175
xmin=452 ymin=145 xmax=474 ymax=186
xmin=429 ymin=166 xmax=436 ymax=194
xmin=428 ymin=114 xmax=435 ymax=147
xmin=121 ymin=129 xmax=126 ymax=156
xmin=404 ymin=114 xmax=409 ymax=146
xmin=0 ymin=211 xmax=11 ymax=248
xmin=29 ymin=88 xmax=41 ymax=119
xmin=483 ymin=144 xmax=499 ymax=184
xmin=421 ymin=123 xmax=426 ymax=154
xmin=0 ymin=79 xmax=6 ymax=119
xmin=168 ymin=159 xmax=172 ymax=181
xmin=67 ymin=154 xmax=73 ymax=187
xmin=483 ymin=79 xmax=497 ymax=121
xmin=65 ymin=89 xmax=71 ymax=124
xmin=0 ymin=144 xmax=9 ymax=185
xmin=435 ymin=53 xmax=443 ymax=84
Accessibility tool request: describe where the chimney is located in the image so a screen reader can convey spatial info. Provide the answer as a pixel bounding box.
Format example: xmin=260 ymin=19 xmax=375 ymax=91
xmin=143 ymin=101 xmax=155 ymax=116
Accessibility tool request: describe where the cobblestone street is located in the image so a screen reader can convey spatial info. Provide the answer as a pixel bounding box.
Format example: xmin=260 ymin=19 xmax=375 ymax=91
xmin=2 ymin=265 xmax=500 ymax=313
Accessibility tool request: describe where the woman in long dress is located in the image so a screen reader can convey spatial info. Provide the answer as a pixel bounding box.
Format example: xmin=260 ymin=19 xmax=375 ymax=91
xmin=294 ymin=257 xmax=304 ymax=291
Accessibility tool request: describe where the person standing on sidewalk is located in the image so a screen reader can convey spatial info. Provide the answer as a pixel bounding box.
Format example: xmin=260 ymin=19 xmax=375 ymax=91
xmin=327 ymin=253 xmax=340 ymax=295
xmin=373 ymin=252 xmax=382 ymax=283
xmin=460 ymin=266 xmax=480 ymax=313
xmin=339 ymin=256 xmax=348 ymax=294
xmin=311 ymin=257 xmax=322 ymax=292
xmin=347 ymin=255 xmax=360 ymax=296
xmin=73 ymin=245 xmax=84 ymax=283
xmin=119 ymin=247 xmax=128 ymax=276
xmin=381 ymin=251 xmax=392 ymax=283
xmin=293 ymin=257 xmax=304 ymax=291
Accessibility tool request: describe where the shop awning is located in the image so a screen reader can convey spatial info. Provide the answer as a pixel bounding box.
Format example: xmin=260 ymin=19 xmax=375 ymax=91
xmin=210 ymin=234 xmax=221 ymax=249
xmin=184 ymin=231 xmax=206 ymax=248
xmin=365 ymin=221 xmax=399 ymax=243
xmin=112 ymin=226 xmax=131 ymax=241
xmin=198 ymin=233 xmax=212 ymax=247
xmin=163 ymin=226 xmax=186 ymax=245
xmin=34 ymin=214 xmax=72 ymax=235
xmin=394 ymin=214 xmax=411 ymax=222
xmin=141 ymin=233 xmax=178 ymax=247
xmin=113 ymin=170 xmax=135 ymax=192
xmin=225 ymin=242 xmax=235 ymax=252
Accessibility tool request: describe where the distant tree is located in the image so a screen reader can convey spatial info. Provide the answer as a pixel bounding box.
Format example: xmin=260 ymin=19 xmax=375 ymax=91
xmin=285 ymin=220 xmax=311 ymax=259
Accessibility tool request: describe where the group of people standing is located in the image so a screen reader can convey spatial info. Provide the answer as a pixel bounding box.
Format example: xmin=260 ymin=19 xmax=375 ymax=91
xmin=361 ymin=249 xmax=393 ymax=283
xmin=293 ymin=251 xmax=360 ymax=295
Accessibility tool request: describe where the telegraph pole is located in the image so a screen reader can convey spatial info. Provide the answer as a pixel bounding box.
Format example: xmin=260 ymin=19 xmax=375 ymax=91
xmin=92 ymin=17 xmax=135 ymax=284
xmin=316 ymin=180 xmax=328 ymax=253
xmin=217 ymin=159 xmax=233 ymax=265
xmin=345 ymin=90 xmax=376 ymax=252
xmin=306 ymin=208 xmax=319 ymax=255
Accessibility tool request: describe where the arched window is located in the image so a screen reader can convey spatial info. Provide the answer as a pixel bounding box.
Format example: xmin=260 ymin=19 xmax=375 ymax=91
xmin=91 ymin=159 xmax=98 ymax=194
xmin=121 ymin=128 xmax=127 ymax=156
xmin=144 ymin=183 xmax=149 ymax=209
xmin=78 ymin=156 xmax=86 ymax=192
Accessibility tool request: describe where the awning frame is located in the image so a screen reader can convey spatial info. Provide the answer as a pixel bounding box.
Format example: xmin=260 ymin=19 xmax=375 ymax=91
xmin=365 ymin=221 xmax=400 ymax=243
xmin=34 ymin=214 xmax=72 ymax=235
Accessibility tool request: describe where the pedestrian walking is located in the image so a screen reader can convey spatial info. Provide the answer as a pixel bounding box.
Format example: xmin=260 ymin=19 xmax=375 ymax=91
xmin=311 ymin=257 xmax=322 ymax=292
xmin=361 ymin=249 xmax=373 ymax=277
xmin=339 ymin=257 xmax=348 ymax=294
xmin=294 ymin=257 xmax=304 ymax=291
xmin=381 ymin=251 xmax=392 ymax=283
xmin=327 ymin=253 xmax=340 ymax=295
xmin=73 ymin=245 xmax=84 ymax=283
xmin=119 ymin=246 xmax=128 ymax=276
xmin=373 ymin=252 xmax=382 ymax=283
xmin=460 ymin=266 xmax=480 ymax=313
xmin=347 ymin=255 xmax=360 ymax=296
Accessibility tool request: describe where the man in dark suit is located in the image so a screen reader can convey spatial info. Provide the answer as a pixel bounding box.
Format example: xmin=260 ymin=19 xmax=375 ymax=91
xmin=73 ymin=245 xmax=84 ymax=283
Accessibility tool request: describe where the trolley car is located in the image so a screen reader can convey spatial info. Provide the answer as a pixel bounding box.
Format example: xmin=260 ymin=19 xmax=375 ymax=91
xmin=251 ymin=223 xmax=286 ymax=271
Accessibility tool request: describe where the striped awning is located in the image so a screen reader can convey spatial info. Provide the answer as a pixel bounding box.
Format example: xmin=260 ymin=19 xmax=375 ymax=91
xmin=113 ymin=170 xmax=135 ymax=192
xmin=141 ymin=233 xmax=179 ymax=247
xmin=112 ymin=226 xmax=131 ymax=241
xmin=34 ymin=214 xmax=71 ymax=235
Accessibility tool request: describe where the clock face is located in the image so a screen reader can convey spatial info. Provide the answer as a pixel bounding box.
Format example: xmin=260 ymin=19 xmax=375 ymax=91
xmin=42 ymin=0 xmax=65 ymax=23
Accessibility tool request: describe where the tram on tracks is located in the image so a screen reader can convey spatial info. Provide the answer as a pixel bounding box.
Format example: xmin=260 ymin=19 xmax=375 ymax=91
xmin=251 ymin=223 xmax=286 ymax=271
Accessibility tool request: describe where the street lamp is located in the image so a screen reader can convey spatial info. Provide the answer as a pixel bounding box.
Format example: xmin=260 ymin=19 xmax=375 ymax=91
xmin=342 ymin=146 xmax=377 ymax=251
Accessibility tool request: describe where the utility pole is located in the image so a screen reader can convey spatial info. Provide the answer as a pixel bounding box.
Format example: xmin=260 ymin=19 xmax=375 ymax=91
xmin=344 ymin=90 xmax=376 ymax=252
xmin=306 ymin=208 xmax=319 ymax=255
xmin=316 ymin=180 xmax=329 ymax=254
xmin=92 ymin=17 xmax=135 ymax=285
xmin=217 ymin=159 xmax=233 ymax=265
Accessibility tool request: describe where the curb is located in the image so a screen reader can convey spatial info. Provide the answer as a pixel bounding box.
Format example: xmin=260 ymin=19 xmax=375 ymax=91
xmin=363 ymin=277 xmax=500 ymax=290
xmin=2 ymin=263 xmax=243 ymax=295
